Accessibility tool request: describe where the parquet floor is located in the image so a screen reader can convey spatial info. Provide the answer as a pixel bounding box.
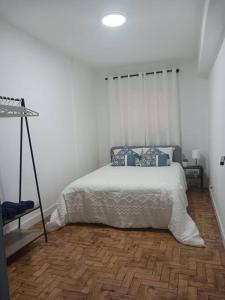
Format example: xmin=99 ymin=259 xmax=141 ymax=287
xmin=8 ymin=190 xmax=225 ymax=300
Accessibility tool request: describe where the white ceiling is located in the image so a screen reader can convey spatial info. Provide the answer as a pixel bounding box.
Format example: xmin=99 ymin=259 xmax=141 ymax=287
xmin=0 ymin=0 xmax=205 ymax=68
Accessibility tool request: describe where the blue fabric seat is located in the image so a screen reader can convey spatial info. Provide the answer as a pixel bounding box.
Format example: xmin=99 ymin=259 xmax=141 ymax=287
xmin=2 ymin=201 xmax=27 ymax=214
xmin=20 ymin=200 xmax=34 ymax=209
xmin=1 ymin=205 xmax=17 ymax=222
xmin=1 ymin=200 xmax=35 ymax=223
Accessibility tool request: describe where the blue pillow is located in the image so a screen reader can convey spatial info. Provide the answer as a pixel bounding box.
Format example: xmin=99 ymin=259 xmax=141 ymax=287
xmin=142 ymin=148 xmax=170 ymax=167
xmin=126 ymin=150 xmax=141 ymax=166
xmin=158 ymin=153 xmax=170 ymax=166
xmin=111 ymin=148 xmax=141 ymax=166
xmin=142 ymin=148 xmax=158 ymax=167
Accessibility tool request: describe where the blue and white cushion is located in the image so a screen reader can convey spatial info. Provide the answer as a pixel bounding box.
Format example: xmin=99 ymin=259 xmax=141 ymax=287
xmin=157 ymin=152 xmax=170 ymax=166
xmin=111 ymin=148 xmax=127 ymax=166
xmin=112 ymin=148 xmax=141 ymax=166
xmin=142 ymin=147 xmax=171 ymax=167
xmin=157 ymin=147 xmax=174 ymax=164
xmin=142 ymin=148 xmax=159 ymax=166
xmin=125 ymin=149 xmax=141 ymax=166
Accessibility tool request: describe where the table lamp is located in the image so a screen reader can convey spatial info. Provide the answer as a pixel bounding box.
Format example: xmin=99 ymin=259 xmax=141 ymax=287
xmin=192 ymin=149 xmax=200 ymax=165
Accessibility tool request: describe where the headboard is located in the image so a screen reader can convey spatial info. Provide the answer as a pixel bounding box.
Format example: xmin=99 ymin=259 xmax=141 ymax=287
xmin=110 ymin=145 xmax=182 ymax=163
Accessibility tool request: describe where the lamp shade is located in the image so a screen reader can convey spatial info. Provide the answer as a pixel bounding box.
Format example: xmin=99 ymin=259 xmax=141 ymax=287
xmin=192 ymin=149 xmax=200 ymax=160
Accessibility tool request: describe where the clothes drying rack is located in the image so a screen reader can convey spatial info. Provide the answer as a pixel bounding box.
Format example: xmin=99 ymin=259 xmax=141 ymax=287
xmin=0 ymin=96 xmax=48 ymax=299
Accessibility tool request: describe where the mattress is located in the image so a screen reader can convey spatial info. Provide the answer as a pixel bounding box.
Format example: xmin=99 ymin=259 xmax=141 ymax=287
xmin=47 ymin=163 xmax=204 ymax=247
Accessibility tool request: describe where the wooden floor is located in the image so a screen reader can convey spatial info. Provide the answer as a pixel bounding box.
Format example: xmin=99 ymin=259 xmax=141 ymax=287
xmin=7 ymin=190 xmax=225 ymax=300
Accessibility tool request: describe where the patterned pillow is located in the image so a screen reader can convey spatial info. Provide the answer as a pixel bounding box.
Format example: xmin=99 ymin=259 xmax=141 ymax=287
xmin=111 ymin=148 xmax=141 ymax=166
xmin=142 ymin=148 xmax=159 ymax=167
xmin=126 ymin=150 xmax=141 ymax=166
xmin=142 ymin=148 xmax=170 ymax=167
xmin=158 ymin=147 xmax=174 ymax=164
xmin=157 ymin=152 xmax=170 ymax=166
xmin=111 ymin=148 xmax=127 ymax=166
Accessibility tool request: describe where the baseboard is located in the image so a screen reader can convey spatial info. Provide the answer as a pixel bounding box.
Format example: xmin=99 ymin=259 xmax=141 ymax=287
xmin=23 ymin=203 xmax=56 ymax=228
xmin=209 ymin=187 xmax=225 ymax=248
xmin=4 ymin=203 xmax=56 ymax=234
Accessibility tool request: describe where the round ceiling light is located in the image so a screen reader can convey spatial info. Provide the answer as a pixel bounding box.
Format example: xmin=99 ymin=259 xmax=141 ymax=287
xmin=102 ymin=14 xmax=126 ymax=27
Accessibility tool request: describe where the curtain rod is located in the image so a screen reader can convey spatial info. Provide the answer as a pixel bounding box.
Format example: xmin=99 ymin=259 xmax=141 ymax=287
xmin=105 ymin=68 xmax=179 ymax=80
xmin=0 ymin=96 xmax=22 ymax=102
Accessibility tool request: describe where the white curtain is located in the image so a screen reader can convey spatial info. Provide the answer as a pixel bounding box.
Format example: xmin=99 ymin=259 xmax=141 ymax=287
xmin=108 ymin=68 xmax=181 ymax=146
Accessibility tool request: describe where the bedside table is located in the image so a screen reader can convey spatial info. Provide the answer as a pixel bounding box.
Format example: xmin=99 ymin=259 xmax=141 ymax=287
xmin=183 ymin=165 xmax=204 ymax=191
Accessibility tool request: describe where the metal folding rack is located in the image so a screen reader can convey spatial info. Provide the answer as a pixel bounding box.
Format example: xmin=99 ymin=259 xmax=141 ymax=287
xmin=0 ymin=96 xmax=48 ymax=299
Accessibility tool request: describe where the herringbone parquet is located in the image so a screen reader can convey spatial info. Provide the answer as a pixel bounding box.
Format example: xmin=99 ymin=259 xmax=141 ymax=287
xmin=7 ymin=190 xmax=225 ymax=300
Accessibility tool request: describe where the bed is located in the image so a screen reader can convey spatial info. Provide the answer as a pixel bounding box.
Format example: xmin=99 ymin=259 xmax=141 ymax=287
xmin=47 ymin=146 xmax=204 ymax=247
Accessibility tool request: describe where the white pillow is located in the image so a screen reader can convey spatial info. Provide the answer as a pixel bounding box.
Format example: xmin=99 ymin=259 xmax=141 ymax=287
xmin=131 ymin=147 xmax=143 ymax=155
xmin=142 ymin=147 xmax=149 ymax=154
xmin=158 ymin=147 xmax=175 ymax=163
xmin=113 ymin=149 xmax=122 ymax=155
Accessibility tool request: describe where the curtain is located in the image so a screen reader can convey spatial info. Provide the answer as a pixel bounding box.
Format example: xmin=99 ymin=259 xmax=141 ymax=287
xmin=108 ymin=68 xmax=181 ymax=147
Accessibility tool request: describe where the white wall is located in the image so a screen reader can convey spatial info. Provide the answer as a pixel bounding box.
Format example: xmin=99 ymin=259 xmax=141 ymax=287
xmin=179 ymin=61 xmax=209 ymax=181
xmin=208 ymin=36 xmax=225 ymax=244
xmin=96 ymin=60 xmax=209 ymax=185
xmin=72 ymin=60 xmax=99 ymax=177
xmin=0 ymin=19 xmax=98 ymax=229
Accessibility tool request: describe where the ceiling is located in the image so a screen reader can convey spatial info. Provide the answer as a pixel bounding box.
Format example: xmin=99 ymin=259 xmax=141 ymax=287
xmin=0 ymin=0 xmax=205 ymax=68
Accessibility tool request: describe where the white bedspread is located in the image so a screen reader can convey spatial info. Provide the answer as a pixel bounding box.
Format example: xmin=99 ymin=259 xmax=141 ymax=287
xmin=47 ymin=163 xmax=204 ymax=247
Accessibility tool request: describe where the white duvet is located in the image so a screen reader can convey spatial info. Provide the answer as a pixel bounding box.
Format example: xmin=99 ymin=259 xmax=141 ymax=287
xmin=47 ymin=163 xmax=204 ymax=247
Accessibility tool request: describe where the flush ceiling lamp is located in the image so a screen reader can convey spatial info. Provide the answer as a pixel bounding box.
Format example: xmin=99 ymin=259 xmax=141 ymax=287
xmin=102 ymin=14 xmax=126 ymax=27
